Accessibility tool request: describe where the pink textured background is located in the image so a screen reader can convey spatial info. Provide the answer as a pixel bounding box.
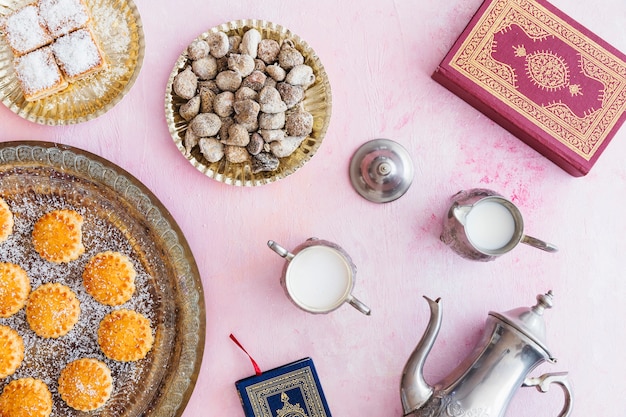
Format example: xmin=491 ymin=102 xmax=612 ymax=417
xmin=1 ymin=0 xmax=625 ymax=415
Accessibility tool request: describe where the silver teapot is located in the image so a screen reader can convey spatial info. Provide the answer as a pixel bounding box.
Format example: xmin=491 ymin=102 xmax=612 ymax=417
xmin=400 ymin=291 xmax=572 ymax=417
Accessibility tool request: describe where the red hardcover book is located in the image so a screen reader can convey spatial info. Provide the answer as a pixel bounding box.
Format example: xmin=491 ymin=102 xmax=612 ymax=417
xmin=432 ymin=0 xmax=626 ymax=176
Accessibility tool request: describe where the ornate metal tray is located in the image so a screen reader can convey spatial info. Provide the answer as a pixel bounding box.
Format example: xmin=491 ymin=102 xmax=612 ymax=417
xmin=0 ymin=0 xmax=145 ymax=125
xmin=0 ymin=141 xmax=204 ymax=417
xmin=165 ymin=19 xmax=332 ymax=186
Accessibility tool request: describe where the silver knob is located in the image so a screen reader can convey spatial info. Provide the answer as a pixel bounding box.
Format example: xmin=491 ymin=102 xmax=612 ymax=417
xmin=349 ymin=138 xmax=414 ymax=203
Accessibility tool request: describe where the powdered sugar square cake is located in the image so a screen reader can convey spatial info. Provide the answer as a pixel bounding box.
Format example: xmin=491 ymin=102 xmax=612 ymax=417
xmin=38 ymin=0 xmax=90 ymax=38
xmin=1 ymin=4 xmax=53 ymax=56
xmin=51 ymin=28 xmax=107 ymax=82
xmin=13 ymin=46 xmax=68 ymax=101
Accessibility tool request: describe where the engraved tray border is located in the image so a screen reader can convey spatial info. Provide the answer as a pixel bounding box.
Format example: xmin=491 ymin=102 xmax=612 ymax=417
xmin=0 ymin=141 xmax=205 ymax=417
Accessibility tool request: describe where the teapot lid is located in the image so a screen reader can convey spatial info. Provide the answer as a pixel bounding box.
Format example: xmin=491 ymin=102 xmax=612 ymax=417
xmin=489 ymin=291 xmax=554 ymax=355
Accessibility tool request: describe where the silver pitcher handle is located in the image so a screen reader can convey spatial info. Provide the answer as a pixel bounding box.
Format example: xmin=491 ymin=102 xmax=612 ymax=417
xmin=267 ymin=240 xmax=295 ymax=261
xmin=523 ymin=372 xmax=573 ymax=417
xmin=347 ymin=295 xmax=371 ymax=316
xmin=520 ymin=235 xmax=559 ymax=253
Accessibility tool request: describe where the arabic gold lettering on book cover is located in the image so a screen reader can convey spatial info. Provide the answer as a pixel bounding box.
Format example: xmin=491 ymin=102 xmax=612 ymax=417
xmin=235 ymin=358 xmax=332 ymax=417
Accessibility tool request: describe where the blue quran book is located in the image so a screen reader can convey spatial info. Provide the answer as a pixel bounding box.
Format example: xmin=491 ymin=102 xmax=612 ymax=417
xmin=235 ymin=357 xmax=333 ymax=417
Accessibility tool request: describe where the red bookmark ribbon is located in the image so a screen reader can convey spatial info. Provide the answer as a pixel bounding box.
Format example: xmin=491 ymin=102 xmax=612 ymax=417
xmin=230 ymin=333 xmax=262 ymax=376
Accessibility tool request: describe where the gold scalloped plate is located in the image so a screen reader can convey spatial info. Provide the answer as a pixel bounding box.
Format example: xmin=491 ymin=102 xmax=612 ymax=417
xmin=165 ymin=19 xmax=332 ymax=187
xmin=0 ymin=142 xmax=205 ymax=417
xmin=0 ymin=0 xmax=144 ymax=125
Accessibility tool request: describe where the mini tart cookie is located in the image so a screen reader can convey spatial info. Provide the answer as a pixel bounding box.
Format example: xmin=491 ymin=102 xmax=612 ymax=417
xmin=0 ymin=262 xmax=31 ymax=318
xmin=0 ymin=378 xmax=52 ymax=417
xmin=26 ymin=283 xmax=80 ymax=338
xmin=0 ymin=198 xmax=13 ymax=242
xmin=0 ymin=325 xmax=24 ymax=379
xmin=58 ymin=358 xmax=113 ymax=411
xmin=98 ymin=309 xmax=154 ymax=362
xmin=83 ymin=251 xmax=136 ymax=306
xmin=32 ymin=209 xmax=85 ymax=263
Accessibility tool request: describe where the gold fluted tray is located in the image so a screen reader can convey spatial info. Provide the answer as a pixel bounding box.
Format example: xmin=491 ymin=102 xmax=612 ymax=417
xmin=165 ymin=19 xmax=332 ymax=186
xmin=0 ymin=0 xmax=145 ymax=125
xmin=0 ymin=141 xmax=205 ymax=417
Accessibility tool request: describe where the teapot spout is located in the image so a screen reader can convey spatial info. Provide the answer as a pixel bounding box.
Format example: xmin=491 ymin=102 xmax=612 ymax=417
xmin=400 ymin=296 xmax=442 ymax=415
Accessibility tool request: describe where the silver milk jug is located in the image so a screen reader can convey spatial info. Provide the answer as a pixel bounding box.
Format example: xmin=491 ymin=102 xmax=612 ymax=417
xmin=440 ymin=189 xmax=558 ymax=261
xmin=400 ymin=291 xmax=572 ymax=417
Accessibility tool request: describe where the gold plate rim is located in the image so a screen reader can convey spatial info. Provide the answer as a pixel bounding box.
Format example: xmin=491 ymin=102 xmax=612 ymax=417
xmin=165 ymin=19 xmax=333 ymax=187
xmin=0 ymin=0 xmax=146 ymax=125
xmin=0 ymin=140 xmax=206 ymax=417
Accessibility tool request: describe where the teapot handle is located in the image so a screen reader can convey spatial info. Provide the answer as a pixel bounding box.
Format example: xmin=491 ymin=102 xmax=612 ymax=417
xmin=522 ymin=372 xmax=573 ymax=417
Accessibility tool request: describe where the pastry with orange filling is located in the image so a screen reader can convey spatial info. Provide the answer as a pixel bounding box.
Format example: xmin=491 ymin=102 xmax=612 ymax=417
xmin=26 ymin=283 xmax=80 ymax=338
xmin=32 ymin=209 xmax=85 ymax=263
xmin=0 ymin=262 xmax=31 ymax=318
xmin=0 ymin=197 xmax=13 ymax=242
xmin=58 ymin=358 xmax=113 ymax=411
xmin=97 ymin=309 xmax=153 ymax=362
xmin=83 ymin=251 xmax=136 ymax=306
xmin=0 ymin=378 xmax=52 ymax=417
xmin=0 ymin=325 xmax=24 ymax=379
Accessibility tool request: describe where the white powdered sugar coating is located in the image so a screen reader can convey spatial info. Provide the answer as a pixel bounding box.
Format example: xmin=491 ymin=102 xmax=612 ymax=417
xmin=14 ymin=47 xmax=62 ymax=94
xmin=1 ymin=0 xmax=139 ymax=110
xmin=38 ymin=0 xmax=90 ymax=37
xmin=52 ymin=28 xmax=101 ymax=78
xmin=92 ymin=2 xmax=130 ymax=56
xmin=4 ymin=5 xmax=52 ymax=54
xmin=0 ymin=190 xmax=159 ymax=417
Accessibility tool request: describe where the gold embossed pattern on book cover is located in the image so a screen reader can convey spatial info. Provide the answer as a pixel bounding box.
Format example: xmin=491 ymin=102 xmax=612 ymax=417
xmin=449 ymin=0 xmax=626 ymax=160
xmin=235 ymin=358 xmax=332 ymax=417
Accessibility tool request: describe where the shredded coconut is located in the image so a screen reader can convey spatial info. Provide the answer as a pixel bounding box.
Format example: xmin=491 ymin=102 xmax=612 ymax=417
xmin=14 ymin=47 xmax=62 ymax=94
xmin=52 ymin=29 xmax=102 ymax=78
xmin=4 ymin=5 xmax=53 ymax=55
xmin=0 ymin=187 xmax=159 ymax=416
xmin=92 ymin=2 xmax=130 ymax=56
xmin=38 ymin=0 xmax=90 ymax=37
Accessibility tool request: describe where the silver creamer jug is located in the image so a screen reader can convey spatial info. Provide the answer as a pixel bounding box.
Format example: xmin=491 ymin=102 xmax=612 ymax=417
xmin=400 ymin=291 xmax=572 ymax=417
